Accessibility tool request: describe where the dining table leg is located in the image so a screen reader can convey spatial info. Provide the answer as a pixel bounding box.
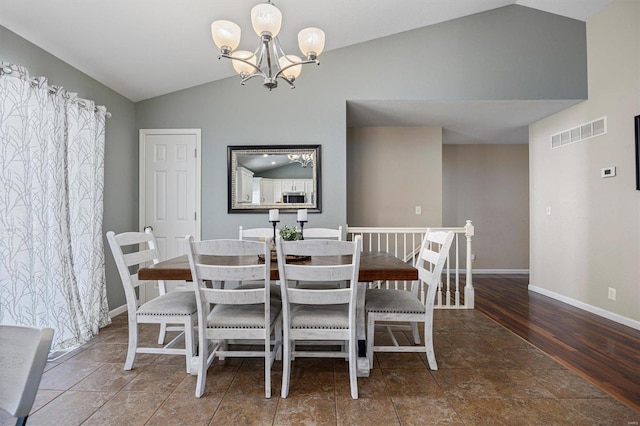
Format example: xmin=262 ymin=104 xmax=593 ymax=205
xmin=356 ymin=282 xmax=370 ymax=377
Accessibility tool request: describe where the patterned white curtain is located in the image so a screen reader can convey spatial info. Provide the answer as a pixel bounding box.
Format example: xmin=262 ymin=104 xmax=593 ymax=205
xmin=0 ymin=64 xmax=110 ymax=350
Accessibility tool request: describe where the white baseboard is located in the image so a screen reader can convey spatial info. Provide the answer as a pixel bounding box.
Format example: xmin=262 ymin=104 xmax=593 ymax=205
xmin=528 ymin=285 xmax=640 ymax=331
xmin=109 ymin=304 xmax=127 ymax=319
xmin=470 ymin=269 xmax=529 ymax=274
xmin=446 ymin=269 xmax=529 ymax=274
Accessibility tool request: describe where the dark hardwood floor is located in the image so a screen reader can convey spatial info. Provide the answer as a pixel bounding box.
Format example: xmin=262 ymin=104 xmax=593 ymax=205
xmin=472 ymin=274 xmax=640 ymax=411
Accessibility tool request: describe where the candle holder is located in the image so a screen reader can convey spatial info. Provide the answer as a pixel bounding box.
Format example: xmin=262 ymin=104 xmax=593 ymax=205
xmin=270 ymin=220 xmax=280 ymax=241
xmin=297 ymin=220 xmax=308 ymax=240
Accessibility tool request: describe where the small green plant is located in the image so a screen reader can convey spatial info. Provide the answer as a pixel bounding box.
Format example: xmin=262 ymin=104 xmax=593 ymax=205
xmin=280 ymin=225 xmax=302 ymax=241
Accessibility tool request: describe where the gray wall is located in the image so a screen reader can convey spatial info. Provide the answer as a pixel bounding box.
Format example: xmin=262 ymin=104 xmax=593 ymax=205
xmin=347 ymin=127 xmax=443 ymax=227
xmin=135 ymin=5 xmax=587 ymax=241
xmin=443 ymin=144 xmax=530 ymax=270
xmin=1 ymin=25 xmax=137 ymax=310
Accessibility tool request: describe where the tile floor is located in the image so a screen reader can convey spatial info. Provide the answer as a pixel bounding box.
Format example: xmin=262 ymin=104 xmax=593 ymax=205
xmin=2 ymin=309 xmax=638 ymax=425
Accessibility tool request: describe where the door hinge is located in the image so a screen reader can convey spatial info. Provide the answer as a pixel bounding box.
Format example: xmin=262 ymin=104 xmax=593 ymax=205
xmin=194 ymin=148 xmax=197 ymax=157
xmin=194 ymin=212 xmax=197 ymax=220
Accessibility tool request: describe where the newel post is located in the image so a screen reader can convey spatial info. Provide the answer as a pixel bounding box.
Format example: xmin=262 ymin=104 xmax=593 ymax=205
xmin=464 ymin=220 xmax=475 ymax=308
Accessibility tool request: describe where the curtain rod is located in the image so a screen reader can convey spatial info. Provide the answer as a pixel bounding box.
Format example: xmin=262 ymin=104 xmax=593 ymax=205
xmin=1 ymin=64 xmax=112 ymax=118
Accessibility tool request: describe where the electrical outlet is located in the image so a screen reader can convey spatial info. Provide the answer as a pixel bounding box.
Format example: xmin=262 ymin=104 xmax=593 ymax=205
xmin=471 ymin=253 xmax=476 ymax=262
xmin=415 ymin=206 xmax=421 ymax=215
xmin=608 ymin=287 xmax=616 ymax=301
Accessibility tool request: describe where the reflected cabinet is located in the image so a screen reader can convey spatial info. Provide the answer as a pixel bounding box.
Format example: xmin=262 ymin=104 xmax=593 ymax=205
xmin=228 ymin=145 xmax=321 ymax=213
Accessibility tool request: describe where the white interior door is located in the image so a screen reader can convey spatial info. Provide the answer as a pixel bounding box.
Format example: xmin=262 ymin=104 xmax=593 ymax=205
xmin=139 ymin=129 xmax=201 ymax=301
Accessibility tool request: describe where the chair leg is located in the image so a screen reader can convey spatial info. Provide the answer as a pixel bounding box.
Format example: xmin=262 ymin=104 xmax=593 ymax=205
xmin=281 ymin=338 xmax=291 ymax=398
xmin=219 ymin=340 xmax=226 ymax=361
xmin=411 ymin=321 xmax=420 ymax=344
xmin=125 ymin=318 xmax=138 ymax=370
xmin=15 ymin=416 xmax=27 ymax=426
xmin=366 ymin=313 xmax=375 ymax=369
xmin=424 ymin=317 xmax=438 ymax=370
xmin=265 ymin=336 xmax=271 ymax=398
xmin=349 ymin=336 xmax=358 ymax=399
xmin=158 ymin=322 xmax=167 ymax=344
xmin=195 ymin=335 xmax=208 ymax=398
xmin=275 ymin=321 xmax=282 ymax=361
xmin=184 ymin=318 xmax=194 ymax=373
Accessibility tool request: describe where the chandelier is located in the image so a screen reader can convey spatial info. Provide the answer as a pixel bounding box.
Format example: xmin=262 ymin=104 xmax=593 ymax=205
xmin=211 ymin=1 xmax=325 ymax=90
xmin=288 ymin=153 xmax=314 ymax=168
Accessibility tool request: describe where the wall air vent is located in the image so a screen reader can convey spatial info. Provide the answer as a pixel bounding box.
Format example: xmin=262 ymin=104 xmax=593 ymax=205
xmin=551 ymin=117 xmax=606 ymax=149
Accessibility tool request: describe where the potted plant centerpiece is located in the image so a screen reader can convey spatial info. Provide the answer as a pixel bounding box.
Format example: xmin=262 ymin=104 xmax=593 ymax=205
xmin=279 ymin=225 xmax=302 ymax=241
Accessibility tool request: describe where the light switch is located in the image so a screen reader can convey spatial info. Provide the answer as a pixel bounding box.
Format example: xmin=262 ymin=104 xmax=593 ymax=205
xmin=415 ymin=206 xmax=422 ymax=215
xmin=546 ymin=206 xmax=551 ymax=216
xmin=601 ymin=166 xmax=616 ymax=178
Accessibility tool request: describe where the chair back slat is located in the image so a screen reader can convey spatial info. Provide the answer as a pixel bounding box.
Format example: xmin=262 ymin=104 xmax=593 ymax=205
xmin=201 ymin=288 xmax=265 ymax=304
xmin=193 ymin=263 xmax=265 ymax=282
xmin=192 ymin=238 xmax=266 ymax=257
xmin=425 ymin=229 xmax=451 ymax=245
xmin=122 ymin=248 xmax=156 ymax=268
xmin=279 ymin=239 xmax=356 ymax=257
xmin=283 ymin=264 xmax=356 ymax=282
xmin=302 ymin=226 xmax=342 ymax=240
xmin=419 ymin=248 xmax=440 ymax=266
xmin=287 ymin=287 xmax=351 ymax=304
xmin=112 ymin=231 xmax=154 ymax=246
xmin=239 ymin=226 xmax=277 ymax=240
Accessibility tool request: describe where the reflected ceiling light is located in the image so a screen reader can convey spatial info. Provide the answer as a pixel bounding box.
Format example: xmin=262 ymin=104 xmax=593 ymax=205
xmin=288 ymin=153 xmax=314 ymax=168
xmin=211 ymin=0 xmax=325 ymax=90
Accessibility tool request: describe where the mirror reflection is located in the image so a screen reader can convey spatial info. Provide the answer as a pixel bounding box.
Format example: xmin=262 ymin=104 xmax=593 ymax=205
xmin=228 ymin=145 xmax=321 ymax=213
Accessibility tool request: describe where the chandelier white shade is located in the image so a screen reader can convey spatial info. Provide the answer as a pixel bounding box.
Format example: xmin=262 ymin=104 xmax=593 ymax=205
xmin=251 ymin=3 xmax=282 ymax=37
xmin=211 ymin=20 xmax=241 ymax=52
xmin=211 ymin=0 xmax=325 ymax=90
xmin=298 ymin=27 xmax=325 ymax=58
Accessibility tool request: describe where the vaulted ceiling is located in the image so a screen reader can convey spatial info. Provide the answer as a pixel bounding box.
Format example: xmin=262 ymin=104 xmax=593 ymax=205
xmin=0 ymin=0 xmax=611 ymax=143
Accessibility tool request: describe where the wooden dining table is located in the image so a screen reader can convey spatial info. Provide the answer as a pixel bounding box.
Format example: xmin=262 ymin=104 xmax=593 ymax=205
xmin=138 ymin=251 xmax=418 ymax=377
xmin=138 ymin=251 xmax=418 ymax=283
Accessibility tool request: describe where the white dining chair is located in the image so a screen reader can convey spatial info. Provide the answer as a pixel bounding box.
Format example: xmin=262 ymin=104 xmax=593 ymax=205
xmin=365 ymin=229 xmax=454 ymax=370
xmin=276 ymin=236 xmax=362 ymax=399
xmin=302 ymin=226 xmax=343 ymax=240
xmin=239 ymin=226 xmax=278 ymax=241
xmin=0 ymin=325 xmax=54 ymax=426
xmin=185 ymin=236 xmax=282 ymax=398
xmin=107 ymin=229 xmax=197 ymax=372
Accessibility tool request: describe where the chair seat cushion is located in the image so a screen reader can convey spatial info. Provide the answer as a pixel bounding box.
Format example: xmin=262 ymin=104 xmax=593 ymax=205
xmin=137 ymin=291 xmax=197 ymax=316
xmin=365 ymin=288 xmax=425 ymax=314
xmin=290 ymin=304 xmax=349 ymax=329
xmin=208 ymin=299 xmax=282 ymax=328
